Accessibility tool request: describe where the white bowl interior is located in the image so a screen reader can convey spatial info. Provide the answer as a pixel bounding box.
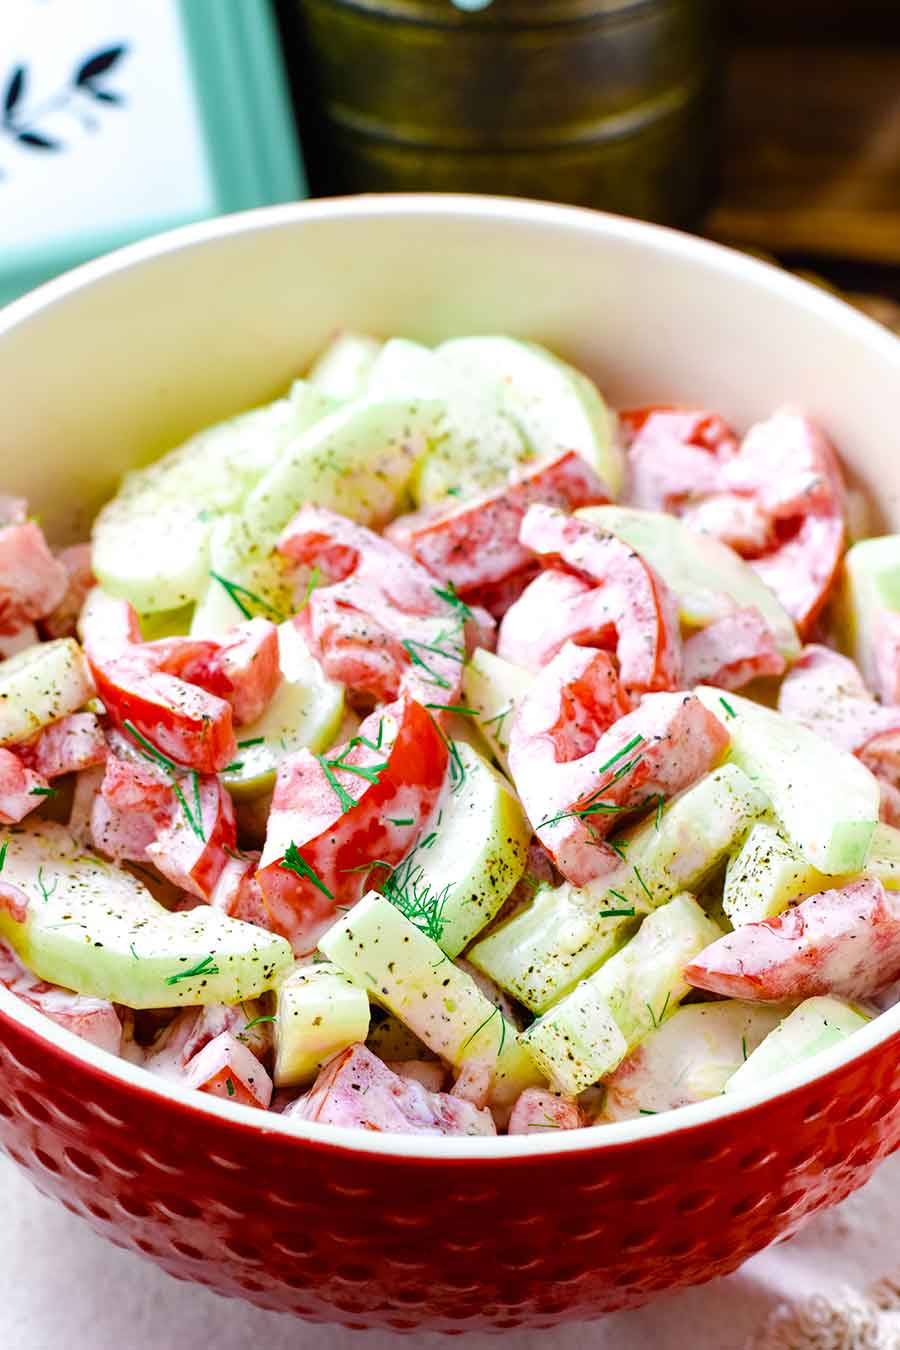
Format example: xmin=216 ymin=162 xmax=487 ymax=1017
xmin=1 ymin=194 xmax=899 ymax=1158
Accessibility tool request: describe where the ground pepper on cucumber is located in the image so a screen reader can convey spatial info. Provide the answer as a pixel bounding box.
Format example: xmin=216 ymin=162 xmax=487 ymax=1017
xmin=2 ymin=331 xmax=900 ymax=1134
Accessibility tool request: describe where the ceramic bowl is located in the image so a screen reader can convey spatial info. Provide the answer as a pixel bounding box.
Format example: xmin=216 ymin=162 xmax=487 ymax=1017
xmin=1 ymin=195 xmax=899 ymax=1332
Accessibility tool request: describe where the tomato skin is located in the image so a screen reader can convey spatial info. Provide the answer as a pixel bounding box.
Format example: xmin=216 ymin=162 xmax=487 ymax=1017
xmin=146 ymin=775 xmax=236 ymax=901
xmin=686 ymin=878 xmax=900 ymax=1002
xmin=619 ymin=406 xmax=739 ymax=454
xmin=682 ymin=607 xmax=785 ymax=691
xmin=292 ymin=1043 xmax=496 ymax=1136
xmin=386 ymin=450 xmax=610 ymax=597
xmin=278 ymin=506 xmax=479 ymax=706
xmin=257 ymin=696 xmax=448 ymax=954
xmin=508 ymin=644 xmax=728 ymax=885
xmin=508 ymin=505 xmax=682 ymax=699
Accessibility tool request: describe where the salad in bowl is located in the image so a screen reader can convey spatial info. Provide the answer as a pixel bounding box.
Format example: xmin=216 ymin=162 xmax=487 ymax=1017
xmin=2 ymin=329 xmax=898 ymax=1140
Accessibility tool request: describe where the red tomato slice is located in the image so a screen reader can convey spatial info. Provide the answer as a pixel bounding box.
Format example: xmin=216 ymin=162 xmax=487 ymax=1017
xmin=257 ymin=695 xmax=448 ymax=954
xmin=0 ymin=748 xmax=50 ymax=825
xmin=508 ymin=1088 xmax=583 ymax=1134
xmin=682 ymin=607 xmax=785 ymax=692
xmin=512 ymin=505 xmax=682 ymax=698
xmin=508 ymin=644 xmax=728 ymax=886
xmin=146 ymin=774 xmax=236 ymax=901
xmin=685 ymin=878 xmax=900 ymax=1002
xmin=18 ymin=712 xmax=107 ymax=779
xmin=292 ymin=1043 xmax=496 ymax=1136
xmin=182 ymin=1031 xmax=273 ymax=1109
xmin=0 ymin=519 xmax=68 ymax=629
xmin=40 ymin=543 xmax=95 ymax=641
xmin=0 ymin=938 xmax=122 ymax=1054
xmin=278 ymin=506 xmax=482 ymax=705
xmin=386 ymin=450 xmax=610 ymax=596
xmin=621 ymin=407 xmax=738 ymax=514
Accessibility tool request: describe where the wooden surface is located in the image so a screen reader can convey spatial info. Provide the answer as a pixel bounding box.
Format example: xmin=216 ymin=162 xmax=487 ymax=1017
xmin=708 ymin=20 xmax=900 ymax=275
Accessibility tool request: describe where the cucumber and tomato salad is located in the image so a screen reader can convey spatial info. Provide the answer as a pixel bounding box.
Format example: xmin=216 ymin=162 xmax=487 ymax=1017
xmin=0 ymin=334 xmax=897 ymax=1136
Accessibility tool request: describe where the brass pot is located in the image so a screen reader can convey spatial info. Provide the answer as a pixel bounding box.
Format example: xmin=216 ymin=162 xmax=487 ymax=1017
xmin=282 ymin=0 xmax=721 ymax=225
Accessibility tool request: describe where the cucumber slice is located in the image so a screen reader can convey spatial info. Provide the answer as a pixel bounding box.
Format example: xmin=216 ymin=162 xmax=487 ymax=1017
xmin=0 ymin=639 xmax=94 ymax=745
xmin=366 ymin=1007 xmax=433 ymax=1062
xmin=366 ymin=339 xmax=530 ymax=506
xmin=840 ymin=535 xmax=900 ymax=694
xmin=438 ymin=336 xmax=622 ymax=496
xmin=319 ymin=891 xmax=543 ymax=1107
xmin=867 ymin=822 xmax=900 ymax=888
xmin=469 ymin=764 xmax=765 ymax=1012
xmin=696 ymin=686 xmax=879 ymax=875
xmin=520 ymin=894 xmax=723 ymax=1094
xmin=399 ymin=741 xmax=530 ymax=958
xmin=724 ymin=996 xmax=870 ymax=1095
xmin=190 ymin=514 xmax=295 ymax=637
xmin=222 ymin=624 xmax=344 ymax=801
xmin=273 ymin=960 xmax=370 ymax=1087
xmin=723 ymin=821 xmax=831 ymax=926
xmin=0 ymin=823 xmax=292 ymax=1007
xmin=603 ymin=1001 xmax=786 ymax=1119
xmin=578 ymin=505 xmax=800 ymax=659
xmin=307 ymin=331 xmax=382 ymax=401
xmin=92 ymin=386 xmax=333 ymax=613
xmin=242 ymin=397 xmax=444 ymax=539
xmin=462 ymin=648 xmax=534 ymax=773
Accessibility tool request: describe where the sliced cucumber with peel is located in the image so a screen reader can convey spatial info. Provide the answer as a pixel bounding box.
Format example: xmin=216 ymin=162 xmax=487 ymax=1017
xmin=273 ymin=960 xmax=370 ymax=1087
xmin=307 ymin=331 xmax=382 ymax=401
xmin=724 ymin=996 xmax=871 ymax=1095
xmin=578 ymin=505 xmax=800 ymax=658
xmin=0 ymin=638 xmax=95 ymax=745
xmin=319 ymin=891 xmax=543 ymax=1107
xmin=190 ymin=513 xmax=296 ymax=637
xmin=520 ymin=894 xmax=723 ymax=1094
xmin=0 ymin=823 xmax=292 ymax=1007
xmin=366 ymin=338 xmax=531 ymax=506
xmin=92 ymin=384 xmax=332 ymax=614
xmin=695 ymin=686 xmax=879 ymax=875
xmin=462 ymin=648 xmax=534 ymax=773
xmin=438 ymin=336 xmax=622 ymax=496
xmin=469 ymin=764 xmax=765 ymax=1012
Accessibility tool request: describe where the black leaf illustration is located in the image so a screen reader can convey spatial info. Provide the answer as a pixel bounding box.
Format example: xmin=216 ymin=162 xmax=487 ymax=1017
xmin=16 ymin=130 xmax=60 ymax=150
xmin=75 ymin=45 xmax=126 ymax=86
xmin=3 ymin=66 xmax=26 ymax=118
xmin=86 ymin=88 xmax=122 ymax=105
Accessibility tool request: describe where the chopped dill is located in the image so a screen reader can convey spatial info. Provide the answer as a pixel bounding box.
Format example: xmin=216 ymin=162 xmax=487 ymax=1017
xmin=0 ymin=840 xmax=7 ymax=873
xmin=35 ymin=866 xmax=57 ymax=904
xmin=597 ymin=906 xmax=636 ymax=918
xmin=122 ymin=720 xmax=205 ymax=840
xmin=237 ymin=737 xmax=265 ymax=749
xmin=655 ymin=794 xmax=665 ymax=830
xmin=741 ymin=1035 xmax=748 ymax=1062
xmin=129 ymin=943 xmax=139 ymax=961
xmin=280 ymin=842 xmax=334 ymax=900
xmin=242 ymin=1014 xmax=277 ymax=1033
xmin=382 ymin=849 xmax=450 ymax=944
xmin=225 ymin=1077 xmax=236 ymax=1097
xmin=460 ymin=1005 xmax=503 ymax=1054
xmin=165 ymin=953 xmax=219 ymax=985
xmin=209 ymin=571 xmax=285 ymax=622
xmin=401 ymin=638 xmax=453 ymax=689
xmin=386 ymin=817 xmax=414 ymax=827
xmin=432 ymin=580 xmax=473 ymax=622
xmin=28 ymin=786 xmax=57 ymax=797
xmin=481 ymin=704 xmax=512 ymax=735
xmin=638 ymin=1108 xmax=658 ymax=1116
xmin=607 ymin=838 xmax=628 ymax=861
xmin=296 ymin=564 xmax=322 ymax=612
xmin=224 ymin=760 xmax=244 ymax=773
xmin=719 ymin=696 xmax=737 ymax=720
xmin=633 ymin=866 xmax=653 ymax=902
xmin=424 ymin=704 xmax=478 ymax=717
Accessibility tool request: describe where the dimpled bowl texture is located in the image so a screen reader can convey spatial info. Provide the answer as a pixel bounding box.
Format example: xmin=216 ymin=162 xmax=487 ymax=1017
xmin=1 ymin=197 xmax=900 ymax=1333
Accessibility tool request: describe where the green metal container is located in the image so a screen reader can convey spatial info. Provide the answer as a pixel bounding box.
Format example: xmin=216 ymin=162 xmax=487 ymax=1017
xmin=283 ymin=0 xmax=721 ymax=225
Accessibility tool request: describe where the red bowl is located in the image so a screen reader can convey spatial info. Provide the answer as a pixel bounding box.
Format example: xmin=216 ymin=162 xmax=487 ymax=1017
xmin=1 ymin=196 xmax=899 ymax=1331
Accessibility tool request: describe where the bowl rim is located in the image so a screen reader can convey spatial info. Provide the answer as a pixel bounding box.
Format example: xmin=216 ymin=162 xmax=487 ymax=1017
xmin=1 ymin=191 xmax=899 ymax=1163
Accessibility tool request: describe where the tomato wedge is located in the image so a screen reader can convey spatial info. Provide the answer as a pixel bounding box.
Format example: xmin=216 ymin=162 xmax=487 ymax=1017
xmin=508 ymin=505 xmax=682 ymax=698
xmin=507 ymin=643 xmax=728 ymax=885
xmin=0 ymin=515 xmax=68 ymax=630
xmin=0 ymin=748 xmax=50 ymax=824
xmin=621 ymin=407 xmax=737 ymax=513
xmin=278 ymin=506 xmax=485 ymax=705
xmin=386 ymin=450 xmax=610 ymax=597
xmin=682 ymin=608 xmax=785 ymax=691
xmin=686 ymin=878 xmax=900 ymax=1002
xmin=0 ymin=938 xmax=122 ymax=1054
xmin=18 ymin=712 xmax=107 ymax=779
xmin=257 ymin=695 xmax=448 ymax=954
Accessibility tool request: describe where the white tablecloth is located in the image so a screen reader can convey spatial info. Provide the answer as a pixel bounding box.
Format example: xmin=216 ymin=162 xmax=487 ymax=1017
xmin=4 ymin=1150 xmax=900 ymax=1350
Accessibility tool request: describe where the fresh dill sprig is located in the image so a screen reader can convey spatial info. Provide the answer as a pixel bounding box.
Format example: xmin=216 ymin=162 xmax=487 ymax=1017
xmin=165 ymin=953 xmax=219 ymax=986
xmin=279 ymin=842 xmax=334 ymax=900
xmin=382 ymin=852 xmax=450 ymax=944
xmin=209 ymin=571 xmax=285 ymax=622
xmin=432 ymin=580 xmax=473 ymax=622
xmin=607 ymin=838 xmax=628 ymax=861
xmin=122 ymin=720 xmax=205 ymax=840
xmin=401 ymin=638 xmax=454 ymax=689
xmin=646 ymin=991 xmax=671 ymax=1029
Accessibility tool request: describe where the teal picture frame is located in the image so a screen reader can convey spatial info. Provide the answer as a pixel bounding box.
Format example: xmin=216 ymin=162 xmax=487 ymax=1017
xmin=0 ymin=0 xmax=305 ymax=305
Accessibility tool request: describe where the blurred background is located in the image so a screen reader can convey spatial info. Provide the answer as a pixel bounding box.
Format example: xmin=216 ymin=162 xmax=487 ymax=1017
xmin=2 ymin=0 xmax=898 ymax=326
